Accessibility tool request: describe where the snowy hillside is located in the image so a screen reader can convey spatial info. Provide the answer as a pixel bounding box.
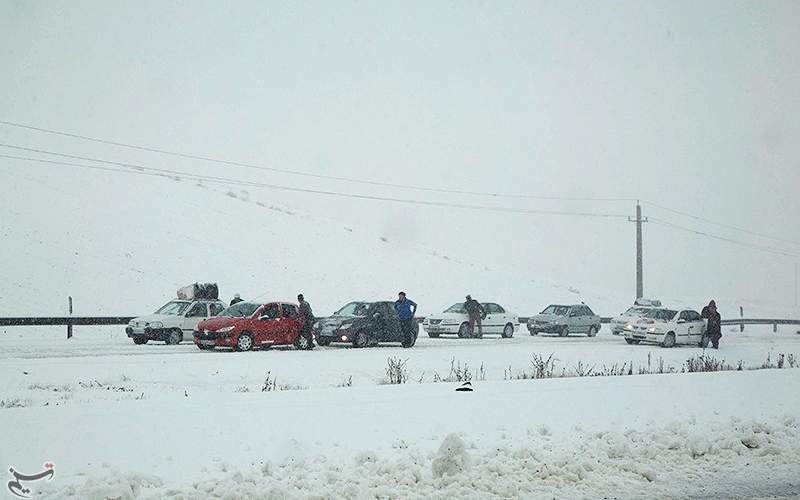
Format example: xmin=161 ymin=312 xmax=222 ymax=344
xmin=0 ymin=161 xmax=634 ymax=318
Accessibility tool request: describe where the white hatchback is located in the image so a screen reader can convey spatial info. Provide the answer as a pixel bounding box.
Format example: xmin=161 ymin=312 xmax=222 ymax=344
xmin=423 ymin=302 xmax=518 ymax=339
xmin=623 ymin=308 xmax=708 ymax=348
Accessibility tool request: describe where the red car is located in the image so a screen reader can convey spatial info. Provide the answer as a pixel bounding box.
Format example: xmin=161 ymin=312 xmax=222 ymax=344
xmin=193 ymin=301 xmax=311 ymax=351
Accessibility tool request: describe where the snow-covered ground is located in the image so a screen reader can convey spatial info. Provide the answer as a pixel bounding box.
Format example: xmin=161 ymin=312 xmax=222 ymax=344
xmin=1 ymin=325 xmax=799 ymax=499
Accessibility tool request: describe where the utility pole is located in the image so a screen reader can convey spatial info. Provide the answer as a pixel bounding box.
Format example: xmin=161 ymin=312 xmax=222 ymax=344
xmin=628 ymin=201 xmax=648 ymax=299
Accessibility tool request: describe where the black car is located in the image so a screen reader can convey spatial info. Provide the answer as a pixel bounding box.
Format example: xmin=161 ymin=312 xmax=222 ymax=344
xmin=316 ymin=301 xmax=418 ymax=348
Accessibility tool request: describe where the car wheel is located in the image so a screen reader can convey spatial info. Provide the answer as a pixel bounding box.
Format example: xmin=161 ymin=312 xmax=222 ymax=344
xmin=294 ymin=335 xmax=310 ymax=350
xmin=559 ymin=326 xmax=569 ymax=337
xmin=625 ymin=338 xmax=639 ymax=345
xmin=661 ymin=332 xmax=676 ymax=348
xmin=235 ymin=332 xmax=253 ymax=352
xmin=501 ymin=323 xmax=514 ymax=338
xmin=353 ymin=330 xmax=368 ymax=348
xmin=166 ymin=329 xmax=183 ymax=345
xmin=457 ymin=323 xmax=470 ymax=338
xmin=699 ymin=334 xmax=710 ymax=348
xmin=401 ymin=332 xmax=416 ymax=348
xmin=427 ymin=331 xmax=440 ymax=338
xmin=132 ymin=336 xmax=147 ymax=345
xmin=529 ymin=328 xmax=538 ymax=336
xmin=316 ymin=337 xmax=331 ymax=347
xmin=587 ymin=326 xmax=598 ymax=337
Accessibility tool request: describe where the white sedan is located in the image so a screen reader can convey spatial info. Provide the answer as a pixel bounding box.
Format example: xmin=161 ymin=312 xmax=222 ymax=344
xmin=623 ymin=308 xmax=709 ymax=348
xmin=423 ymin=302 xmax=518 ymax=339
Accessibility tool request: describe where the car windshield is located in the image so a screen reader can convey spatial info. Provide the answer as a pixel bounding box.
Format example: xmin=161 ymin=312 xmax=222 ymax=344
xmin=218 ymin=302 xmax=260 ymax=318
xmin=155 ymin=301 xmax=190 ymax=315
xmin=335 ymin=302 xmax=371 ymax=317
xmin=541 ymin=305 xmax=569 ymax=316
xmin=623 ymin=307 xmax=650 ymax=316
xmin=444 ymin=303 xmax=467 ymax=313
xmin=644 ymin=308 xmax=678 ymax=321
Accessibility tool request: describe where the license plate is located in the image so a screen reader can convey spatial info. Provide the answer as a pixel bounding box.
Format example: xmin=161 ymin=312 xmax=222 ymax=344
xmin=199 ymin=340 xmax=216 ymax=346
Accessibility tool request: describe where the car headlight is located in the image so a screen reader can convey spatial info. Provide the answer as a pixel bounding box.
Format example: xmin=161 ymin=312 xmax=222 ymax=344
xmin=339 ymin=323 xmax=352 ymax=330
xmin=647 ymin=327 xmax=660 ymax=333
xmin=217 ymin=326 xmax=235 ymax=333
xmin=624 ymin=324 xmax=634 ymax=331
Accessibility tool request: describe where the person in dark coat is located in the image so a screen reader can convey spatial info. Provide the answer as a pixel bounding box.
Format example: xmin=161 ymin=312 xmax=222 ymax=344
xmin=230 ymin=294 xmax=243 ymax=306
xmin=297 ymin=294 xmax=315 ymax=349
xmin=701 ymin=300 xmax=722 ymax=349
xmin=394 ymin=292 xmax=417 ymax=340
xmin=464 ymin=295 xmax=486 ymax=338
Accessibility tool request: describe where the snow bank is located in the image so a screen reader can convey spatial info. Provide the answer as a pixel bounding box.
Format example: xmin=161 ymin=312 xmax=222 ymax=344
xmin=37 ymin=416 xmax=800 ymax=499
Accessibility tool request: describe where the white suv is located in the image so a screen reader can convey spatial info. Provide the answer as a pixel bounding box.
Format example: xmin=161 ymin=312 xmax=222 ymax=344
xmin=126 ymin=299 xmax=226 ymax=345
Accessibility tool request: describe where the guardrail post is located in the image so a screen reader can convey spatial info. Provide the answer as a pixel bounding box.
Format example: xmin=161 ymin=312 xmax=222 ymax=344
xmin=773 ymin=322 xmax=777 ymax=333
xmin=740 ymin=306 xmax=744 ymax=332
xmin=67 ymin=296 xmax=73 ymax=339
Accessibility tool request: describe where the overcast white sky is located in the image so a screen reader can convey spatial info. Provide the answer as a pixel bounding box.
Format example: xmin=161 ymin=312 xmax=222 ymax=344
xmin=1 ymin=0 xmax=799 ymax=310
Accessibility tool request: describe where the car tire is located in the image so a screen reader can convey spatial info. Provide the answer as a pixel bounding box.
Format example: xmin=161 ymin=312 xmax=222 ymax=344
xmin=316 ymin=337 xmax=331 ymax=347
xmin=132 ymin=336 xmax=147 ymax=345
xmin=353 ymin=330 xmax=368 ymax=348
xmin=427 ymin=331 xmax=440 ymax=338
xmin=559 ymin=326 xmax=569 ymax=337
xmin=587 ymin=326 xmax=598 ymax=337
xmin=294 ymin=335 xmax=311 ymax=350
xmin=661 ymin=332 xmax=676 ymax=348
xmin=166 ymin=329 xmax=183 ymax=345
xmin=529 ymin=329 xmax=538 ymax=336
xmin=235 ymin=332 xmax=253 ymax=352
xmin=625 ymin=338 xmax=639 ymax=345
xmin=699 ymin=334 xmax=710 ymax=348
xmin=457 ymin=323 xmax=470 ymax=339
xmin=501 ymin=323 xmax=514 ymax=338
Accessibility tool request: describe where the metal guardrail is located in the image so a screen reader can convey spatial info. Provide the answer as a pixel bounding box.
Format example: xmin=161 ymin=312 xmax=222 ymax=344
xmin=0 ymin=317 xmax=134 ymax=327
xmin=1 ymin=316 xmax=797 ymax=329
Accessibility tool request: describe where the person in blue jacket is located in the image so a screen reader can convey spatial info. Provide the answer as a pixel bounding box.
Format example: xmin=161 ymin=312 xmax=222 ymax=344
xmin=394 ymin=291 xmax=417 ymax=339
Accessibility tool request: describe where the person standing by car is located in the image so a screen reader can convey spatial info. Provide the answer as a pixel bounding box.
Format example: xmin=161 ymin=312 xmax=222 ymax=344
xmin=464 ymin=295 xmax=486 ymax=338
xmin=230 ymin=293 xmax=243 ymax=306
xmin=394 ymin=292 xmax=417 ymax=339
xmin=701 ymin=300 xmax=722 ymax=349
xmin=297 ymin=294 xmax=315 ymax=349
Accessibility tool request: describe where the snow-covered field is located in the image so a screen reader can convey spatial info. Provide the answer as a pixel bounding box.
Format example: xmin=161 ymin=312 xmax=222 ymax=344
xmin=1 ymin=325 xmax=799 ymax=499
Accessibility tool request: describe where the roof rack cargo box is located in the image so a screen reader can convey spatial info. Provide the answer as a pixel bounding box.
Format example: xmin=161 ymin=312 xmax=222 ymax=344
xmin=177 ymin=283 xmax=219 ymax=300
xmin=634 ymin=298 xmax=662 ymax=307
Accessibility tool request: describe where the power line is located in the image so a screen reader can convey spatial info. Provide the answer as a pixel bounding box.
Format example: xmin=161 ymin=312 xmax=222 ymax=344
xmin=649 ymin=217 xmax=800 ymax=258
xmin=0 ymin=153 xmax=630 ymax=219
xmin=0 ymin=119 xmax=635 ymax=202
xmin=3 ymin=119 xmax=797 ymax=249
xmin=643 ymin=200 xmax=800 ymax=248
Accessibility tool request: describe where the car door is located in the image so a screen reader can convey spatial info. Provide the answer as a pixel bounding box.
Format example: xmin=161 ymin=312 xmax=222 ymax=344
xmin=183 ymin=302 xmax=209 ymax=337
xmin=380 ymin=303 xmax=402 ymax=341
xmin=253 ymin=303 xmax=282 ymax=346
xmin=567 ymin=306 xmax=586 ymax=333
xmin=280 ymin=303 xmax=302 ymax=343
xmin=687 ymin=310 xmax=704 ymax=344
xmin=675 ymin=310 xmax=692 ymax=344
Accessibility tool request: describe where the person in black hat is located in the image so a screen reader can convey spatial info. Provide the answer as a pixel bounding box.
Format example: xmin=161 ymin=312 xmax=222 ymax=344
xmin=464 ymin=295 xmax=486 ymax=338
xmin=701 ymin=300 xmax=722 ymax=349
xmin=297 ymin=294 xmax=315 ymax=349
